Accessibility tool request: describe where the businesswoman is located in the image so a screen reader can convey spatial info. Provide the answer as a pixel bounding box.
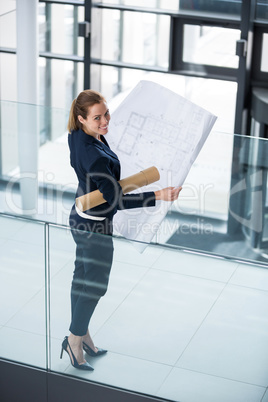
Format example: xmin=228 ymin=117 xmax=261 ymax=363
xmin=61 ymin=89 xmax=182 ymax=370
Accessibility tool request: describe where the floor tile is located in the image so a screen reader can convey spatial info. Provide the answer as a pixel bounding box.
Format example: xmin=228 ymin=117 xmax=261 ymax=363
xmin=0 ymin=247 xmax=45 ymax=325
xmin=95 ymin=269 xmax=225 ymax=365
xmin=0 ymin=278 xmax=42 ymax=325
xmin=230 ymin=263 xmax=268 ymax=292
xmin=113 ymin=237 xmax=164 ymax=267
xmin=61 ymin=350 xmax=172 ymax=397
xmin=262 ymin=389 xmax=268 ymax=402
xmin=0 ymin=237 xmax=7 ymax=246
xmin=49 ymin=248 xmax=74 ymax=278
xmin=0 ymin=326 xmax=46 ymax=368
xmin=178 ymin=285 xmax=268 ymax=386
xmin=0 ymin=239 xmax=45 ymax=272
xmin=152 ymin=248 xmax=238 ymax=282
xmin=5 ymin=289 xmax=46 ymax=336
xmin=90 ymin=260 xmax=149 ymax=334
xmin=49 ymin=259 xmax=148 ymax=339
xmin=157 ymin=367 xmax=266 ymax=402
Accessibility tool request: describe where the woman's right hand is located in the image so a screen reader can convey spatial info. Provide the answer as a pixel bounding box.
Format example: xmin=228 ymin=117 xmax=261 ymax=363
xmin=154 ymin=186 xmax=182 ymax=201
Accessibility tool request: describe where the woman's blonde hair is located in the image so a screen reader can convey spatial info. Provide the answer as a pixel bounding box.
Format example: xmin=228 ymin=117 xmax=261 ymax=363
xmin=67 ymin=89 xmax=106 ymax=133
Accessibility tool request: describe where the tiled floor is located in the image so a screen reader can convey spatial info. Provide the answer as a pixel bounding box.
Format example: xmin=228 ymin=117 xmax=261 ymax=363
xmin=0 ymin=215 xmax=268 ymax=402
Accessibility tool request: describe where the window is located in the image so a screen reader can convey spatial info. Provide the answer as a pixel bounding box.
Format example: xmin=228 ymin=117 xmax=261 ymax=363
xmin=183 ymin=25 xmax=240 ymax=69
xmin=261 ymin=33 xmax=268 ymax=72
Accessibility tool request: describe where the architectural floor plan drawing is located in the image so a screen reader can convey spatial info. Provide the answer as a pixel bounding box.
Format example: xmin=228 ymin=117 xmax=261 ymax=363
xmin=107 ymin=80 xmax=217 ymax=248
xmin=117 ymin=112 xmax=184 ymax=171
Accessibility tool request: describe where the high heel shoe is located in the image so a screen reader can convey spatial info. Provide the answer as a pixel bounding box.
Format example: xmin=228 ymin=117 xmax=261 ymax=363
xmin=60 ymin=336 xmax=94 ymax=371
xmin=83 ymin=342 xmax=107 ymax=357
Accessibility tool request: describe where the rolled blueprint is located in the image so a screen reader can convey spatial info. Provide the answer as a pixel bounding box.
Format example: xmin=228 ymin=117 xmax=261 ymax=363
xmin=76 ymin=166 xmax=160 ymax=212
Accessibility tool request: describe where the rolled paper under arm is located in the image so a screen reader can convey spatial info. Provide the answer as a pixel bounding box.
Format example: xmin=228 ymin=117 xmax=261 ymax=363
xmin=76 ymin=166 xmax=160 ymax=212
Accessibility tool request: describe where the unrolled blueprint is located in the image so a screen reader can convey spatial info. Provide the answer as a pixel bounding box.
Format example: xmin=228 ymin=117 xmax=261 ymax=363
xmin=107 ymin=80 xmax=217 ymax=247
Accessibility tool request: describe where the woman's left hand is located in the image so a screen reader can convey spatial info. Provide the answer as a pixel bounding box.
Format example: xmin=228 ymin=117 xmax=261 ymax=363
xmin=154 ymin=186 xmax=182 ymax=201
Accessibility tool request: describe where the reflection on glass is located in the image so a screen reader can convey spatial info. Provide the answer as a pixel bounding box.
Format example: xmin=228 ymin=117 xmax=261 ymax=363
xmin=183 ymin=25 xmax=240 ymax=68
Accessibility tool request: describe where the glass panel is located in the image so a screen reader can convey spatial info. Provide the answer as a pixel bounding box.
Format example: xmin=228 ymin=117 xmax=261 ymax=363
xmin=0 ymin=7 xmax=16 ymax=48
xmin=0 ymin=100 xmax=70 ymax=174
xmin=0 ymin=213 xmax=267 ymax=397
xmin=168 ymin=130 xmax=233 ymax=222
xmin=1 ymin=103 xmax=267 ymax=259
xmin=179 ymin=0 xmax=241 ymax=15
xmin=0 ymin=100 xmax=73 ymax=216
xmin=39 ymin=3 xmax=47 ymax=53
xmin=49 ymin=59 xmax=83 ymax=110
xmin=48 ymin=222 xmax=268 ymax=401
xmin=41 ymin=4 xmax=84 ymax=57
xmin=99 ymin=9 xmax=121 ymax=61
xmin=98 ymin=0 xmax=178 ymax=8
xmin=99 ymin=0 xmax=242 ymax=15
xmin=0 ymin=215 xmax=46 ymax=368
xmin=0 ymin=0 xmax=16 ymax=16
xmin=183 ymin=25 xmax=240 ymax=68
xmin=97 ymin=10 xmax=170 ymax=68
xmin=40 ymin=56 xmax=77 ymax=143
xmin=0 ymin=101 xmax=18 ymax=175
xmin=0 ymin=53 xmax=17 ymax=101
xmin=256 ymin=0 xmax=268 ymax=20
xmin=163 ymin=134 xmax=268 ymax=258
xmin=261 ymin=33 xmax=268 ymax=72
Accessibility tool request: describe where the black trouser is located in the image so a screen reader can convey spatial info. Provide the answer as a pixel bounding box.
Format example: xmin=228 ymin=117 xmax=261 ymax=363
xmin=69 ymin=205 xmax=114 ymax=336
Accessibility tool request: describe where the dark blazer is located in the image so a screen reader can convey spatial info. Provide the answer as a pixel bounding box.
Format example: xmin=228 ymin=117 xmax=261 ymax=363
xmin=68 ymin=128 xmax=155 ymax=219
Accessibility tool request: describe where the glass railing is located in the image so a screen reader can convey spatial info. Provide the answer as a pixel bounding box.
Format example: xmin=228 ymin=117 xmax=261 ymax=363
xmin=0 ymin=214 xmax=47 ymax=368
xmin=0 ymin=99 xmax=268 ymax=264
xmin=1 ymin=212 xmax=268 ymax=402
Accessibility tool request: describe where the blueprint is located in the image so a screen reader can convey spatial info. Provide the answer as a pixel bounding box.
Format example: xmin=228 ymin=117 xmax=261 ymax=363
xmin=107 ymin=80 xmax=217 ymax=249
